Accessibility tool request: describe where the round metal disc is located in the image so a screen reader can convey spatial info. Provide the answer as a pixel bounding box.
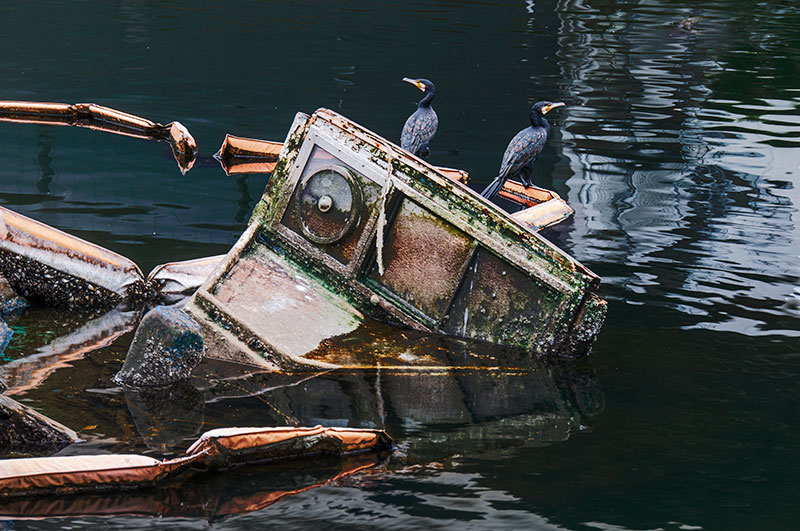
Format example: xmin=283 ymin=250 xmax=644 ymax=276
xmin=296 ymin=164 xmax=363 ymax=245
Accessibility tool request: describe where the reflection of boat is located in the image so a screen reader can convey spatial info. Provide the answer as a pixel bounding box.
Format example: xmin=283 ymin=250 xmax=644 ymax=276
xmin=0 ymin=453 xmax=379 ymax=522
xmin=204 ymin=366 xmax=600 ymax=463
xmin=148 ymin=339 xmax=605 ymax=460
xmin=0 ymin=307 xmax=139 ymax=395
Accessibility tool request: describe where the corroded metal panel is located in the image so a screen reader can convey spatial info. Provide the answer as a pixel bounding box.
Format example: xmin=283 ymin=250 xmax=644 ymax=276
xmin=280 ymin=145 xmax=380 ymax=265
xmin=366 ymin=199 xmax=474 ymax=323
xmin=441 ymin=247 xmax=567 ymax=348
xmin=210 ymin=243 xmax=363 ymax=361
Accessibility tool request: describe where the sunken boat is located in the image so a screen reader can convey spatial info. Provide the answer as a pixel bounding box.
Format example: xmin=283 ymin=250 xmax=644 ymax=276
xmin=151 ymin=108 xmax=607 ymax=372
xmin=0 ymin=102 xmax=606 ymax=377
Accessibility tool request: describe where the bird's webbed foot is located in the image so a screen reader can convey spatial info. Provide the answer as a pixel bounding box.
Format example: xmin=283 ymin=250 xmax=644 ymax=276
xmin=509 ymin=164 xmax=535 ymax=188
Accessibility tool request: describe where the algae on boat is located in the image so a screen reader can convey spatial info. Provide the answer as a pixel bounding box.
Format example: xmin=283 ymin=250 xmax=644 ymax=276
xmin=0 ymin=100 xmax=605 ymax=377
xmin=178 ymin=108 xmax=606 ymax=371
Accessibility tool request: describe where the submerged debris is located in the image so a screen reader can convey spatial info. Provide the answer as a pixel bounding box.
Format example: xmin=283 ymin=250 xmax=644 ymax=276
xmin=0 ymin=395 xmax=78 ymax=458
xmin=168 ymin=107 xmax=606 ymax=374
xmin=0 ymin=102 xmax=606 ymax=390
xmin=0 ymin=277 xmax=27 ymax=318
xmin=0 ymin=100 xmax=611 ymax=520
xmin=0 ymin=320 xmax=10 ymax=356
xmin=114 ymin=306 xmax=204 ymax=388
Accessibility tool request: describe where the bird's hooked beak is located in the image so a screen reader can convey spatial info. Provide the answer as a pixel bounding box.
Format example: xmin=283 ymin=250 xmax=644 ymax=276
xmin=403 ymin=77 xmax=427 ymax=92
xmin=542 ymin=102 xmax=565 ymax=115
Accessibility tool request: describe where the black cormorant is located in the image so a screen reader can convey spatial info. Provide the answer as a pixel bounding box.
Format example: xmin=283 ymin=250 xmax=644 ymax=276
xmin=401 ymin=78 xmax=438 ymax=158
xmin=480 ymin=101 xmax=565 ymax=199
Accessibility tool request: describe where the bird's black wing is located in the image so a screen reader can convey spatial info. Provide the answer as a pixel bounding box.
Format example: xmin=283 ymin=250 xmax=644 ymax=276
xmin=401 ymin=108 xmax=438 ymax=156
xmin=498 ymin=127 xmax=547 ymax=180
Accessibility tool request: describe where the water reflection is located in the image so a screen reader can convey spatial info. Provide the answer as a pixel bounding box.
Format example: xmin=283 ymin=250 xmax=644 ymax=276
xmin=193 ymin=358 xmax=603 ymax=462
xmin=0 ymin=308 xmax=139 ymax=396
xmin=124 ymin=381 xmax=204 ymax=452
xmin=0 ymin=307 xmax=602 ymax=522
xmin=35 ymin=128 xmax=55 ymax=195
xmin=554 ymin=0 xmax=800 ymax=338
xmin=0 ymin=453 xmax=382 ymax=522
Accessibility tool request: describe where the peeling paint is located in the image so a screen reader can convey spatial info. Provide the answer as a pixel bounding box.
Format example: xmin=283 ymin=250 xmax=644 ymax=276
xmin=186 ymin=108 xmax=607 ymax=367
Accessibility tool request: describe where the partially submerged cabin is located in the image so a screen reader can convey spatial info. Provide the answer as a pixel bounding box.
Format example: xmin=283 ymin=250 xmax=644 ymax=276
xmin=179 ymin=108 xmax=606 ymax=370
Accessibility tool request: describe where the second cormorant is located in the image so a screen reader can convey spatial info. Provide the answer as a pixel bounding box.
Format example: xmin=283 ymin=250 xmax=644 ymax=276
xmin=400 ymin=77 xmax=437 ymax=158
xmin=480 ymin=101 xmax=565 ymax=199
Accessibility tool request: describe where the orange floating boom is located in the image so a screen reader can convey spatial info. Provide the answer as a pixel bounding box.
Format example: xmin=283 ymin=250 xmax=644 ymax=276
xmin=0 ymin=101 xmax=197 ymax=174
xmin=0 ymin=425 xmax=392 ymax=497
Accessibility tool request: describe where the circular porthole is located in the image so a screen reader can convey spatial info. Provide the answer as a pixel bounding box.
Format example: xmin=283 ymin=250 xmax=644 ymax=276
xmin=295 ymin=165 xmax=363 ymax=245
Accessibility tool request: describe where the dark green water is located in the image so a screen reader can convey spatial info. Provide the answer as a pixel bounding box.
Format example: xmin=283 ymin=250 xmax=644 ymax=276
xmin=1 ymin=0 xmax=799 ymax=529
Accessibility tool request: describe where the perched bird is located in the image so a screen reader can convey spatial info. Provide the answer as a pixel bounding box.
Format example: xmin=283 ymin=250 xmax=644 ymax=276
xmin=400 ymin=77 xmax=438 ymax=158
xmin=480 ymin=101 xmax=565 ymax=199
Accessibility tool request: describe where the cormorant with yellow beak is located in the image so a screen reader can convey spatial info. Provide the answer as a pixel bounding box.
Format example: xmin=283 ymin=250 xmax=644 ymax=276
xmin=481 ymin=101 xmax=565 ymax=199
xmin=400 ymin=77 xmax=437 ymax=158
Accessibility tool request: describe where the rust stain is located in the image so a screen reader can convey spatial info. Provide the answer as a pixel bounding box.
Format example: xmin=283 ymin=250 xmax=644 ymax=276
xmin=370 ymin=200 xmax=473 ymax=320
xmin=433 ymin=166 xmax=469 ymax=184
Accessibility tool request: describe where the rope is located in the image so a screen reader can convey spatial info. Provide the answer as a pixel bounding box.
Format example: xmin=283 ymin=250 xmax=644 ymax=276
xmin=376 ymin=154 xmax=394 ymax=276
